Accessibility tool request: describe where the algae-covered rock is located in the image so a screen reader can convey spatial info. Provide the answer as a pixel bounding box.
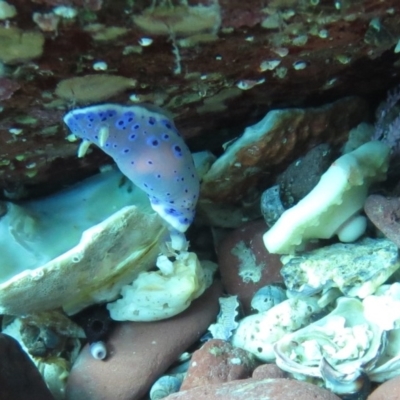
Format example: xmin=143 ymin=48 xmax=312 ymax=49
xmin=0 ymin=26 xmax=44 ymax=64
xmin=55 ymin=74 xmax=137 ymax=103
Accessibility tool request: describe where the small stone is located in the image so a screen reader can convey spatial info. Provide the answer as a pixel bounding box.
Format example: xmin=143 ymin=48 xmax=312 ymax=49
xmin=166 ymin=377 xmax=341 ymax=400
xmin=281 ymin=238 xmax=400 ymax=298
xmin=65 ymin=281 xmax=222 ymax=400
xmin=217 ymin=220 xmax=283 ymax=314
xmin=368 ymin=375 xmax=400 ymax=400
xmin=180 ymin=339 xmax=257 ymax=391
xmin=364 ymin=195 xmax=400 ymax=247
xmin=260 ymin=185 xmax=285 ymax=227
xmin=277 ymin=143 xmax=334 ymax=208
xmin=252 ymin=363 xmax=287 ymax=380
xmin=0 ymin=333 xmax=54 ymax=400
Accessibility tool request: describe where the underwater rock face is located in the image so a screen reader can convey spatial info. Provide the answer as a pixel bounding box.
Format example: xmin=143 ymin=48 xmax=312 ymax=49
xmin=65 ymin=281 xmax=222 ymax=400
xmin=1 ymin=2 xmax=399 ymax=195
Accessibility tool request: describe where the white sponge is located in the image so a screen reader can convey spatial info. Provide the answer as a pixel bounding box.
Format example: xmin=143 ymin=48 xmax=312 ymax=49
xmin=263 ymin=141 xmax=390 ymax=254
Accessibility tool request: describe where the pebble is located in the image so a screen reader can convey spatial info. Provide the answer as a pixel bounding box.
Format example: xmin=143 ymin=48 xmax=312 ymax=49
xmin=65 ymin=280 xmax=222 ymax=400
xmin=281 ymin=237 xmax=400 ymax=298
xmin=252 ymin=363 xmax=287 ymax=380
xmin=0 ymin=333 xmax=54 ymax=400
xmin=180 ymin=339 xmax=257 ymax=391
xmin=217 ymin=220 xmax=283 ymax=314
xmin=364 ymin=194 xmax=400 ymax=247
xmin=277 ymin=143 xmax=334 ymax=208
xmin=368 ymin=375 xmax=400 ymax=399
xmin=164 ymin=377 xmax=342 ymax=400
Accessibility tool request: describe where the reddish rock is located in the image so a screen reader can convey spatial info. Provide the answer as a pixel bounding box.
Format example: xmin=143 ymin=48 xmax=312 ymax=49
xmin=166 ymin=377 xmax=341 ymax=400
xmin=0 ymin=333 xmax=55 ymax=400
xmin=65 ymin=281 xmax=222 ymax=400
xmin=217 ymin=220 xmax=283 ymax=314
xmin=200 ymin=97 xmax=368 ymax=204
xmin=0 ymin=1 xmax=399 ymax=198
xmin=368 ymin=376 xmax=400 ymax=400
xmin=364 ymin=195 xmax=400 ymax=247
xmin=252 ymin=363 xmax=287 ymax=380
xmin=180 ymin=339 xmax=257 ymax=391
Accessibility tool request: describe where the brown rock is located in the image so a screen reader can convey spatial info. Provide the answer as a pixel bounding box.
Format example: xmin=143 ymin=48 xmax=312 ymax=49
xmin=200 ymin=97 xmax=368 ymax=204
xmin=166 ymin=377 xmax=341 ymax=400
xmin=368 ymin=376 xmax=400 ymax=400
xmin=217 ymin=220 xmax=283 ymax=314
xmin=0 ymin=333 xmax=54 ymax=400
xmin=0 ymin=1 xmax=399 ymax=197
xmin=181 ymin=339 xmax=257 ymax=391
xmin=252 ymin=363 xmax=287 ymax=380
xmin=364 ymin=195 xmax=400 ymax=247
xmin=65 ymin=280 xmax=222 ymax=400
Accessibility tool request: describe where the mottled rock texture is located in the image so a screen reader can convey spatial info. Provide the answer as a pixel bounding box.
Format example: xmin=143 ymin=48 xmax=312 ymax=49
xmin=1 ymin=1 xmax=400 ymax=198
xmin=180 ymin=339 xmax=257 ymax=391
xmin=251 ymin=363 xmax=287 ymax=380
xmin=365 ymin=194 xmax=400 ymax=247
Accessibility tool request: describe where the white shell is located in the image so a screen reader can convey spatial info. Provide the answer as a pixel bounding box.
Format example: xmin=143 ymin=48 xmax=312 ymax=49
xmin=275 ymin=298 xmax=383 ymax=375
xmin=364 ymin=283 xmax=400 ymax=382
xmin=0 ymin=170 xmax=167 ymax=315
xmin=232 ymin=296 xmax=323 ymax=362
xmin=281 ymin=238 xmax=400 ymax=299
xmin=150 ymin=374 xmax=183 ymax=400
xmin=90 ymin=341 xmax=107 ymax=360
xmin=107 ymin=252 xmax=216 ymax=322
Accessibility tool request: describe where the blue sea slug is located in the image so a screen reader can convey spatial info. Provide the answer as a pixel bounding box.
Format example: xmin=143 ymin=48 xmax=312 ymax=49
xmin=63 ymin=104 xmax=200 ymax=234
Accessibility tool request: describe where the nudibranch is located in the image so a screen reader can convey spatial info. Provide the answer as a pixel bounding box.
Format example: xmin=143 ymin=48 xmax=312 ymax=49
xmin=63 ymin=104 xmax=200 ymax=234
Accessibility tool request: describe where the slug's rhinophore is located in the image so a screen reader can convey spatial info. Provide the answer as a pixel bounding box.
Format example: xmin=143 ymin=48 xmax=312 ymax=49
xmin=64 ymin=104 xmax=200 ymax=233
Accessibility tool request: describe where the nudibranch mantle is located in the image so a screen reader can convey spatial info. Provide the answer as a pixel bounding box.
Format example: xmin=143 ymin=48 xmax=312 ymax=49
xmin=64 ymin=104 xmax=200 ymax=233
